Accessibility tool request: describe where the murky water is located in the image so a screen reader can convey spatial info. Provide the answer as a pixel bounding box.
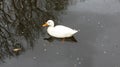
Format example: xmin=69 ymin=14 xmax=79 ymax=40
xmin=1 ymin=0 xmax=120 ymax=67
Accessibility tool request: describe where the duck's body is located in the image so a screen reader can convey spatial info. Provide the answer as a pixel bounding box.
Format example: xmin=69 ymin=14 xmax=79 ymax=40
xmin=42 ymin=20 xmax=79 ymax=38
xmin=47 ymin=25 xmax=78 ymax=38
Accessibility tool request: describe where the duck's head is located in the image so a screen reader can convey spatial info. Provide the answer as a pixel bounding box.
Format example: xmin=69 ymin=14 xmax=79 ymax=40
xmin=42 ymin=20 xmax=54 ymax=27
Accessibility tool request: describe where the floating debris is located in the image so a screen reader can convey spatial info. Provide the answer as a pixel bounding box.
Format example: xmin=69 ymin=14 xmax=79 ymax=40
xmin=78 ymin=61 xmax=81 ymax=64
xmin=76 ymin=57 xmax=80 ymax=61
xmin=104 ymin=51 xmax=107 ymax=54
xmin=13 ymin=48 xmax=21 ymax=52
xmin=21 ymin=32 xmax=24 ymax=33
xmin=5 ymin=25 xmax=7 ymax=27
xmin=43 ymin=48 xmax=47 ymax=52
xmin=98 ymin=21 xmax=101 ymax=24
xmin=33 ymin=57 xmax=37 ymax=60
xmin=56 ymin=52 xmax=59 ymax=55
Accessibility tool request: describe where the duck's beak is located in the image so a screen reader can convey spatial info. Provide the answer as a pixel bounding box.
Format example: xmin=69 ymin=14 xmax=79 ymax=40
xmin=42 ymin=23 xmax=48 ymax=27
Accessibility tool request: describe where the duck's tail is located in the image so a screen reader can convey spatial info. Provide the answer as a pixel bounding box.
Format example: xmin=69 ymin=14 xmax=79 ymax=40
xmin=74 ymin=29 xmax=80 ymax=34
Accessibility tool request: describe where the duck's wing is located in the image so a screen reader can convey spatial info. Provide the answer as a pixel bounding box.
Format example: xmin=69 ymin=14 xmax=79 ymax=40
xmin=52 ymin=25 xmax=78 ymax=37
xmin=55 ymin=25 xmax=78 ymax=33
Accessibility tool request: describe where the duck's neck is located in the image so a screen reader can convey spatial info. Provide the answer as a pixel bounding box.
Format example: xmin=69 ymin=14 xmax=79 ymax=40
xmin=49 ymin=24 xmax=54 ymax=27
xmin=48 ymin=25 xmax=54 ymax=31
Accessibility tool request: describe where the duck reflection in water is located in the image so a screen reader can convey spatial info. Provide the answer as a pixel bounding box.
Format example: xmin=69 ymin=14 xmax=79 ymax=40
xmin=44 ymin=36 xmax=77 ymax=43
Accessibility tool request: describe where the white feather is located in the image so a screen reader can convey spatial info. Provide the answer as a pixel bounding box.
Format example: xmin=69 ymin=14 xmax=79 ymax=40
xmin=45 ymin=20 xmax=79 ymax=38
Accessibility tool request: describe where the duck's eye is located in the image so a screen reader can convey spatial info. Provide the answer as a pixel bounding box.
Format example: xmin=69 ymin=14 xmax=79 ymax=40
xmin=47 ymin=22 xmax=50 ymax=24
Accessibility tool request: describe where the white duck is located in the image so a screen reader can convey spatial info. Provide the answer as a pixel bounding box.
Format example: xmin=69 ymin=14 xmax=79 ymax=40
xmin=42 ymin=20 xmax=79 ymax=38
